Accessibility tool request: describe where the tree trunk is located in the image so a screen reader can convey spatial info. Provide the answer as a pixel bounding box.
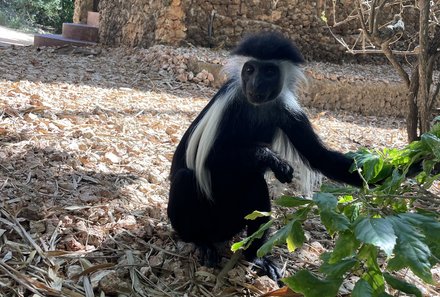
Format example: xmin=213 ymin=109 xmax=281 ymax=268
xmin=418 ymin=0 xmax=432 ymax=135
xmin=73 ymin=0 xmax=94 ymax=24
xmin=407 ymin=66 xmax=420 ymax=142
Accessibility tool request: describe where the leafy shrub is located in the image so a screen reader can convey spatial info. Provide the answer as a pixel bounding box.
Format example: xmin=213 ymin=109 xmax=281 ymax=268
xmin=0 ymin=0 xmax=74 ymax=33
xmin=233 ymin=118 xmax=440 ymax=297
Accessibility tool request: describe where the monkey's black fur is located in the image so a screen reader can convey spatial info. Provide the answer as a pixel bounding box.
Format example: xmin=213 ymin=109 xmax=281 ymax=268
xmin=232 ymin=32 xmax=305 ymax=63
xmin=168 ymin=32 xmax=363 ymax=280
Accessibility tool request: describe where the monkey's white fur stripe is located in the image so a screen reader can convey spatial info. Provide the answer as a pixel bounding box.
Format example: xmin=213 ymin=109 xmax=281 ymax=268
xmin=185 ymin=81 xmax=239 ymax=198
xmin=186 ymin=55 xmax=320 ymax=199
xmin=271 ymin=129 xmax=322 ymax=197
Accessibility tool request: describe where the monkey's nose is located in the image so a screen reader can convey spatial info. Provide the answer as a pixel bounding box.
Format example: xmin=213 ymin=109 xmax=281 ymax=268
xmin=247 ymin=91 xmax=265 ymax=104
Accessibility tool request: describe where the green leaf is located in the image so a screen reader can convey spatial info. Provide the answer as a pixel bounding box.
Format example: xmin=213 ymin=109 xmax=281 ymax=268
xmin=320 ymin=210 xmax=350 ymax=234
xmin=286 ymin=221 xmax=305 ymax=252
xmin=398 ymin=213 xmax=440 ymax=263
xmin=377 ymin=169 xmax=405 ymax=194
xmin=348 ymin=149 xmax=393 ymax=183
xmin=383 ymin=272 xmax=422 ymax=297
xmin=362 ymin=154 xmax=383 ymax=182
xmin=358 ymin=245 xmax=385 ymax=294
xmin=313 ymin=192 xmax=338 ymax=210
xmin=320 ymin=11 xmax=328 ymax=23
xmin=244 ymin=211 xmax=271 ymax=220
xmin=383 ymin=147 xmax=411 ymax=167
xmin=342 ymin=203 xmax=361 ymax=222
xmin=352 ymin=279 xmax=374 ymax=297
xmin=282 ymin=270 xmax=342 ymax=297
xmin=329 ymin=231 xmax=360 ymax=263
xmin=338 ymin=195 xmax=354 ymax=203
xmin=230 ymin=241 xmax=245 ymax=252
xmin=275 ymin=195 xmax=313 ymax=207
xmin=354 ymin=217 xmax=396 ymax=256
xmin=313 ymin=192 xmax=350 ymax=234
xmin=257 ymin=220 xmax=294 ymax=257
xmin=231 ymin=219 xmax=273 ymax=252
xmin=387 ymin=216 xmax=433 ymax=283
xmin=293 ymin=207 xmax=312 ymax=221
xmin=421 ymin=133 xmax=440 ymax=159
xmin=257 ymin=205 xmax=312 ymax=257
xmin=319 ymin=255 xmax=357 ymax=278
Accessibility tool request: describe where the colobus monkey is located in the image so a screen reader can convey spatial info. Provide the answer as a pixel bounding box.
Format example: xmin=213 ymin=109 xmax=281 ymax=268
xmin=168 ymin=32 xmax=363 ymax=280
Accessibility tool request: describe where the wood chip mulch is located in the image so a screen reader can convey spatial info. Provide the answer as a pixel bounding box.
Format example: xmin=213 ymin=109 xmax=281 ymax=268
xmin=0 ymin=45 xmax=438 ymax=297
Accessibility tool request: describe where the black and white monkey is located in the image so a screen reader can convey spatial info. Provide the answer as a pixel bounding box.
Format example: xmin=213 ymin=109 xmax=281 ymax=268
xmin=168 ymin=32 xmax=363 ymax=279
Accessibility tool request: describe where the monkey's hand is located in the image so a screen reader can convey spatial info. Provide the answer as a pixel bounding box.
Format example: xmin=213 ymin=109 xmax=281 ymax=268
xmin=255 ymin=147 xmax=293 ymax=183
xmin=271 ymin=158 xmax=294 ymax=183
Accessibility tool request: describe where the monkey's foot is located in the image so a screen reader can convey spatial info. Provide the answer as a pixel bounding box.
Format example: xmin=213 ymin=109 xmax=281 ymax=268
xmin=198 ymin=245 xmax=220 ymax=268
xmin=253 ymin=257 xmax=283 ymax=284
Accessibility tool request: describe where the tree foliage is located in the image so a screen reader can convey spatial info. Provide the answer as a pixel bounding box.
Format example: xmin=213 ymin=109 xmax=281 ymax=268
xmin=233 ymin=119 xmax=440 ymax=296
xmin=0 ymin=0 xmax=74 ymax=33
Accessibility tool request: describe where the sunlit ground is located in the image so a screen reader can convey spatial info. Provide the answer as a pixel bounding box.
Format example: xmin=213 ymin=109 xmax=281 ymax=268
xmin=0 ymin=45 xmax=437 ymax=296
xmin=0 ymin=25 xmax=34 ymax=47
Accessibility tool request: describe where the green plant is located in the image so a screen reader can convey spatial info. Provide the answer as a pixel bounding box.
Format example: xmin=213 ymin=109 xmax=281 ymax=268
xmin=0 ymin=10 xmax=7 ymax=25
xmin=233 ymin=118 xmax=440 ymax=296
xmin=0 ymin=0 xmax=74 ymax=33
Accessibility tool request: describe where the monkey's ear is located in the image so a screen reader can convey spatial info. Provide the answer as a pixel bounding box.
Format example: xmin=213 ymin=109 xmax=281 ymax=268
xmin=232 ymin=31 xmax=305 ymax=64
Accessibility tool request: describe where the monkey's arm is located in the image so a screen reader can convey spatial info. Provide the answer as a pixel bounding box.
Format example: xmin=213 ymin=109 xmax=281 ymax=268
xmin=280 ymin=110 xmax=363 ymax=187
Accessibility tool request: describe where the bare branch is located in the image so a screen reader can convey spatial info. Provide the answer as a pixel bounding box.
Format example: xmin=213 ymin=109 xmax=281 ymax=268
xmin=378 ymin=0 xmax=388 ymax=12
xmin=369 ymin=0 xmax=377 ymax=33
xmin=381 ymin=42 xmax=410 ymax=86
xmin=357 ymin=0 xmax=373 ymax=41
xmin=346 ymin=49 xmax=418 ymax=55
xmin=331 ymin=15 xmax=359 ymax=28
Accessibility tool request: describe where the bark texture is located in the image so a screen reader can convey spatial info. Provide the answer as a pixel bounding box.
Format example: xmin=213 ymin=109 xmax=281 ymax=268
xmin=73 ymin=0 xmax=94 ymax=24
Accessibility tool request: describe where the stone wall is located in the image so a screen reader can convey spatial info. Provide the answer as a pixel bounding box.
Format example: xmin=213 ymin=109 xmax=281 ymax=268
xmin=139 ymin=45 xmax=420 ymax=118
xmin=302 ymin=67 xmax=409 ymax=117
xmin=184 ymin=0 xmax=346 ymax=62
xmin=97 ymin=0 xmax=423 ymax=63
xmin=97 ymin=0 xmax=364 ymax=62
xmin=95 ymin=1 xmax=437 ymax=117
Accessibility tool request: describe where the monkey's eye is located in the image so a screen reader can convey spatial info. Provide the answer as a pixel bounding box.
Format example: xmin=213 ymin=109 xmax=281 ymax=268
xmin=244 ymin=65 xmax=254 ymax=74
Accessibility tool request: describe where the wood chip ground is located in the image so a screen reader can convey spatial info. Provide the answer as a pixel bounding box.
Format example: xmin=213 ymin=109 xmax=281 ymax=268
xmin=0 ymin=45 xmax=438 ymax=296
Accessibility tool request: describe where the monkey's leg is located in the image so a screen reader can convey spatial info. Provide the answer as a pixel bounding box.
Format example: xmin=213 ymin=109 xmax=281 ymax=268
xmin=168 ymin=168 xmax=222 ymax=267
xmin=198 ymin=244 xmax=220 ymax=268
xmin=244 ymin=216 xmax=282 ymax=282
xmin=240 ymin=175 xmax=282 ymax=281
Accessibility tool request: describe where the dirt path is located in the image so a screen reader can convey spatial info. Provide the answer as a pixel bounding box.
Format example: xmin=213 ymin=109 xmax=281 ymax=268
xmin=0 ymin=25 xmax=34 ymax=47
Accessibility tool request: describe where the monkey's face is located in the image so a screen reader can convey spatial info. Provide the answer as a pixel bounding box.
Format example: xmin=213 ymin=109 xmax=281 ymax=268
xmin=241 ymin=60 xmax=283 ymax=105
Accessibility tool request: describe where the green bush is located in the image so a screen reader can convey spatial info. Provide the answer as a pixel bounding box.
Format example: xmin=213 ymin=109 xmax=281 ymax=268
xmin=233 ymin=117 xmax=440 ymax=297
xmin=0 ymin=0 xmax=74 ymax=33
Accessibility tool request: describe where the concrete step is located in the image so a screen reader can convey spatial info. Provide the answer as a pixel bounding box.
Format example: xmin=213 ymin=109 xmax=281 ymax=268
xmin=34 ymin=34 xmax=97 ymax=47
xmin=87 ymin=11 xmax=100 ymax=27
xmin=62 ymin=23 xmax=98 ymax=42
